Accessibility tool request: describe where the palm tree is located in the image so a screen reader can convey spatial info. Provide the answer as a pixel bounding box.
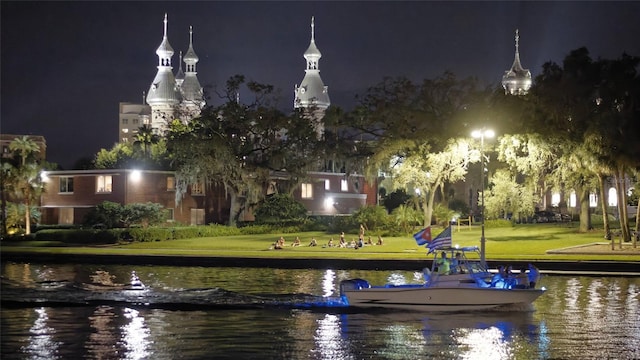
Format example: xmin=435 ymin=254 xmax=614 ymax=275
xmin=7 ymin=137 xmax=44 ymax=235
xmin=133 ymin=125 xmax=159 ymax=160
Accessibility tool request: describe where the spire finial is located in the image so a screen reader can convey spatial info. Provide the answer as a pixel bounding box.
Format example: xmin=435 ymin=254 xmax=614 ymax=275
xmin=515 ymin=29 xmax=520 ymax=54
xmin=189 ymin=26 xmax=193 ymax=45
xmin=311 ymin=16 xmax=315 ymax=42
xmin=163 ymin=13 xmax=169 ymax=39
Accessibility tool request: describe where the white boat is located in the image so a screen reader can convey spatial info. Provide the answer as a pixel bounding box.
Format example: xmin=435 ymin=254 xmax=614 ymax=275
xmin=340 ymin=246 xmax=545 ymax=312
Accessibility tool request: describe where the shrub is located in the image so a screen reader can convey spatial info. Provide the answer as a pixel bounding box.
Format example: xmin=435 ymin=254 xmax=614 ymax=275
xmin=253 ymin=194 xmax=307 ymax=224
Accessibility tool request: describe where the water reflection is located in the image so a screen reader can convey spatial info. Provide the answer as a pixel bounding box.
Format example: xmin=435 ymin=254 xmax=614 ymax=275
xmin=2 ymin=262 xmax=639 ymax=359
xmin=25 ymin=307 xmax=60 ymax=359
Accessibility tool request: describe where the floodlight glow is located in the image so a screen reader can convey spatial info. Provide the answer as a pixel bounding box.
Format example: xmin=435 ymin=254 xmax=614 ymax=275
xmin=324 ymin=197 xmax=334 ymax=209
xmin=130 ymin=170 xmax=142 ymax=182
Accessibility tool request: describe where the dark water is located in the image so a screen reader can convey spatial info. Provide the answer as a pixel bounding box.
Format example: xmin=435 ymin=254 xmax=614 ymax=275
xmin=1 ymin=263 xmax=639 ymax=359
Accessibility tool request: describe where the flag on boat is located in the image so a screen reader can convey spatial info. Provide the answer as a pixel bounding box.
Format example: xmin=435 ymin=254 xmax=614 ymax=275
xmin=427 ymin=226 xmax=452 ymax=253
xmin=413 ymin=227 xmax=432 ymax=246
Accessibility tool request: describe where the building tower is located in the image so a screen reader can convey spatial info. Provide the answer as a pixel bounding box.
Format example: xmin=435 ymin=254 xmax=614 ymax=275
xmin=179 ymin=26 xmax=205 ymax=120
xmin=294 ymin=16 xmax=330 ymax=138
xmin=502 ymin=29 xmax=532 ymax=95
xmin=146 ymin=14 xmax=182 ymax=132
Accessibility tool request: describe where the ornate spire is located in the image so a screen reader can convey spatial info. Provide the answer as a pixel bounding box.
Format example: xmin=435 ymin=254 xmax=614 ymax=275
xmin=175 ymin=51 xmax=185 ymax=86
xmin=147 ymin=13 xmax=181 ymax=129
xmin=294 ymin=16 xmax=330 ymax=138
xmin=502 ymin=29 xmax=532 ymax=96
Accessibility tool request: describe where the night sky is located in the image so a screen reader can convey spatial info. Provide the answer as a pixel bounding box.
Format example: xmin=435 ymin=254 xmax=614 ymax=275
xmin=2 ymin=1 xmax=639 ymax=169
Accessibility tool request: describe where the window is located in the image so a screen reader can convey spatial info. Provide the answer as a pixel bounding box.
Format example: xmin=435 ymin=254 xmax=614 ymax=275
xmin=301 ymin=183 xmax=313 ymax=199
xmin=122 ymin=118 xmax=128 ymax=125
xmin=341 ymin=179 xmax=348 ymax=192
xmin=96 ymin=175 xmax=113 ymax=193
xmin=59 ymin=177 xmax=74 ymax=193
xmin=191 ymin=181 xmax=205 ymax=195
xmin=324 ymin=179 xmax=330 ymax=190
xmin=190 ymin=208 xmax=205 ymax=225
xmin=167 ymin=176 xmax=176 ymax=191
xmin=166 ymin=208 xmax=174 ymax=222
xmin=133 ymin=118 xmax=139 ymax=125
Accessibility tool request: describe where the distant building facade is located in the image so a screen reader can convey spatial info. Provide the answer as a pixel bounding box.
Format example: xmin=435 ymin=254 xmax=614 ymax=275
xmin=118 ymin=102 xmax=151 ymax=143
xmin=39 ymin=169 xmax=373 ymax=226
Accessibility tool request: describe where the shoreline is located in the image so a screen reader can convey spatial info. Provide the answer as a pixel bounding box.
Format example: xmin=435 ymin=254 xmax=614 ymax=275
xmin=3 ymin=252 xmax=639 ymax=276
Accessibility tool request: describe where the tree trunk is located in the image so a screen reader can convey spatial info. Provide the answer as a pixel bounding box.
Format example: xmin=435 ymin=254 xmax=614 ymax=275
xmin=576 ymin=184 xmax=591 ymax=233
xmin=227 ymin=191 xmax=241 ymax=227
xmin=635 ymin=203 xmax=639 ymax=248
xmin=24 ymin=200 xmax=31 ymax=235
xmin=596 ymin=174 xmax=611 ymax=246
xmin=614 ymin=167 xmax=631 ymax=246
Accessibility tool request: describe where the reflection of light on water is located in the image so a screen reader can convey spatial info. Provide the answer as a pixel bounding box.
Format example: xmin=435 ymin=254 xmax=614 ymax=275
xmin=378 ymin=324 xmax=425 ymax=359
xmin=454 ymin=326 xmax=511 ymax=360
xmin=386 ymin=272 xmax=407 ymax=285
xmin=25 ymin=307 xmax=60 ymax=358
xmin=322 ymin=270 xmax=335 ymax=297
xmin=313 ymin=314 xmax=348 ymax=359
xmin=121 ymin=308 xmax=150 ymax=360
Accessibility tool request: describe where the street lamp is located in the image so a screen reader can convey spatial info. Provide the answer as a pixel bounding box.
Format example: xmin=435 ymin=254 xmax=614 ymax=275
xmin=471 ymin=129 xmax=494 ymax=266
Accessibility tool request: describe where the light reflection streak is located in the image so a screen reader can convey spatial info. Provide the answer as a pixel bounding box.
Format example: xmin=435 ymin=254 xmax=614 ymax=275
xmin=24 ymin=307 xmax=61 ymax=359
xmin=322 ymin=269 xmax=335 ymax=297
xmin=313 ymin=314 xmax=349 ymax=360
xmin=120 ymin=308 xmax=150 ymax=360
xmin=455 ymin=326 xmax=512 ymax=360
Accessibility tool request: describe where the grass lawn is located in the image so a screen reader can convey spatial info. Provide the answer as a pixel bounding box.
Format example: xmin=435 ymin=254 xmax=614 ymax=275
xmin=3 ymin=223 xmax=639 ymax=262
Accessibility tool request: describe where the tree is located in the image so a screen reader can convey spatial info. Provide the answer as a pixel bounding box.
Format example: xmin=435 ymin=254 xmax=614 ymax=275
xmin=532 ymin=48 xmax=640 ymax=239
xmin=5 ymin=137 xmax=46 ymax=235
xmin=133 ymin=124 xmax=160 ymax=160
xmin=167 ymin=75 xmax=322 ymax=226
xmin=391 ymin=139 xmax=474 ymax=226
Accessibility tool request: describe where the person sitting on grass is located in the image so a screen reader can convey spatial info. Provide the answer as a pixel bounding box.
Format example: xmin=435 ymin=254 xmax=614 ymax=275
xmin=376 ymin=235 xmax=384 ymax=245
xmin=327 ymin=238 xmax=334 ymax=247
xmin=309 ymin=238 xmax=318 ymax=247
xmin=273 ymin=236 xmax=285 ymax=250
xmin=292 ymin=237 xmax=301 ymax=247
xmin=366 ymin=236 xmax=373 ymax=245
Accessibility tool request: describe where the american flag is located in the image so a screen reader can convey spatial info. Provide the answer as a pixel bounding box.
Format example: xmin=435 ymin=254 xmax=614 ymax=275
xmin=427 ymin=226 xmax=452 ymax=253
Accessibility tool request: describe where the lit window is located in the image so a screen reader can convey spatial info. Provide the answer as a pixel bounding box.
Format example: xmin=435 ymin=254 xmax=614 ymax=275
xmin=608 ymin=188 xmax=617 ymax=207
xmin=341 ymin=179 xmax=348 ymax=192
xmin=59 ymin=177 xmax=74 ymax=193
xmin=589 ymin=193 xmax=598 ymax=208
xmin=301 ymin=183 xmax=313 ymax=199
xmin=324 ymin=179 xmax=330 ymax=190
xmin=569 ymin=192 xmax=577 ymax=207
xmin=96 ymin=175 xmax=113 ymax=193
xmin=167 ymin=176 xmax=176 ymax=191
xmin=551 ymin=193 xmax=560 ymax=207
xmin=191 ymin=181 xmax=205 ymax=195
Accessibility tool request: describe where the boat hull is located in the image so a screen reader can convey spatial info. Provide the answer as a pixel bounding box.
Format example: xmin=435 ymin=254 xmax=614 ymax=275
xmin=342 ymin=285 xmax=545 ymax=312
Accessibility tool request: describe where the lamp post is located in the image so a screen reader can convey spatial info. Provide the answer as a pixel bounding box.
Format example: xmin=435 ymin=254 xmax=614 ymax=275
xmin=471 ymin=129 xmax=494 ymax=266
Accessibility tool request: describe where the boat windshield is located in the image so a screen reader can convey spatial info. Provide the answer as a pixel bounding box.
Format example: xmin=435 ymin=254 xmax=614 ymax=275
xmin=430 ymin=247 xmax=488 ymax=275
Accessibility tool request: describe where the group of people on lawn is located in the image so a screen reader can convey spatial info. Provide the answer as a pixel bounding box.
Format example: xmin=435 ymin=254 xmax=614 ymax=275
xmin=271 ymin=224 xmax=383 ymax=250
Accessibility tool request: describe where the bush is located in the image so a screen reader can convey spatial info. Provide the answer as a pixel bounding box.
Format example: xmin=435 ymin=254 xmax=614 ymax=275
xmin=83 ymin=201 xmax=166 ymax=229
xmin=253 ymin=194 xmax=307 ymax=224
